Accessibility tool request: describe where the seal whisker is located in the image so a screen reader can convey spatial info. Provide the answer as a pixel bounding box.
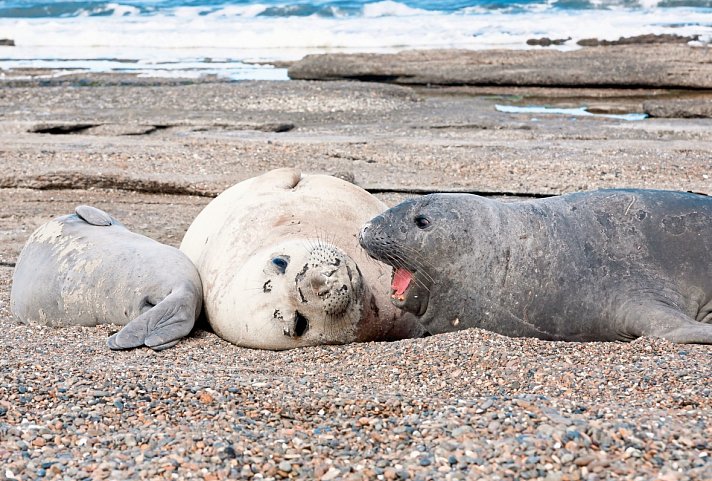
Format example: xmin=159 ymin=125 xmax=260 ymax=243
xmin=312 ymin=230 xmax=322 ymax=250
xmin=307 ymin=232 xmax=321 ymax=252
xmin=314 ymin=228 xmax=337 ymax=251
xmin=396 ymin=265 xmax=432 ymax=294
xmin=383 ymin=251 xmax=405 ymax=270
xmin=383 ymin=250 xmax=432 ymax=293
xmin=316 ymin=227 xmax=328 ymax=246
xmin=301 ymin=238 xmax=314 ymax=255
xmin=323 ymin=230 xmax=338 ymax=252
xmin=394 ymin=244 xmax=439 ymax=273
xmin=388 ymin=247 xmax=435 ymax=286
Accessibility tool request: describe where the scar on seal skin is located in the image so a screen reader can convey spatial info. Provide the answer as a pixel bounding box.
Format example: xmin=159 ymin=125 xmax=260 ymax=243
xmin=359 ymin=189 xmax=712 ymax=344
xmin=11 ymin=205 xmax=202 ymax=351
xmin=180 ymin=168 xmax=424 ymax=350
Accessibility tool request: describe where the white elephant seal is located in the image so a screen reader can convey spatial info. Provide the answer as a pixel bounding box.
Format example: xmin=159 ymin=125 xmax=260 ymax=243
xmin=11 ymin=205 xmax=202 ymax=351
xmin=180 ymin=168 xmax=424 ymax=350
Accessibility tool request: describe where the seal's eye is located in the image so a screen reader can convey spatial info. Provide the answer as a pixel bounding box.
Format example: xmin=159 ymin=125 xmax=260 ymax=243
xmin=414 ymin=215 xmax=431 ymax=229
xmin=272 ymin=256 xmax=289 ymax=274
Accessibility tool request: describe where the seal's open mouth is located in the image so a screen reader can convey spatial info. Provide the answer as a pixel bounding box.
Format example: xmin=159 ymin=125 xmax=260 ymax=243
xmin=388 ymin=267 xmax=430 ymax=317
xmin=391 ymin=267 xmax=413 ymax=301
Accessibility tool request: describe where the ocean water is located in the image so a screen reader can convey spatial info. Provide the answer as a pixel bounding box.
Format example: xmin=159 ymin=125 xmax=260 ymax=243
xmin=0 ymin=0 xmax=711 ymax=80
xmin=495 ymin=105 xmax=649 ymax=120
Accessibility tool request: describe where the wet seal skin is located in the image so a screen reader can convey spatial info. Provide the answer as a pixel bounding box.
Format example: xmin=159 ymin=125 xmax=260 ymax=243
xmin=359 ymin=189 xmax=712 ymax=344
xmin=180 ymin=168 xmax=424 ymax=350
xmin=11 ymin=205 xmax=202 ymax=351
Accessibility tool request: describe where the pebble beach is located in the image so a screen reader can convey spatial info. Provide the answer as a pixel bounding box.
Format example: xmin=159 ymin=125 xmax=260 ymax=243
xmin=1 ymin=45 xmax=711 ymax=480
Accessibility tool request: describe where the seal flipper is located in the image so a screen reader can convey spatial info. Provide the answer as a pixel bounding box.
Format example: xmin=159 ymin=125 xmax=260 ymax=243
xmin=621 ymin=302 xmax=712 ymax=344
xmin=75 ymin=205 xmax=113 ymax=226
xmin=107 ymin=284 xmax=199 ymax=351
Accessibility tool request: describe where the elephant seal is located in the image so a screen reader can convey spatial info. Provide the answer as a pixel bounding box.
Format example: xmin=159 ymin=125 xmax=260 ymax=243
xmin=359 ymin=189 xmax=712 ymax=344
xmin=11 ymin=205 xmax=202 ymax=351
xmin=180 ymin=168 xmax=423 ymax=350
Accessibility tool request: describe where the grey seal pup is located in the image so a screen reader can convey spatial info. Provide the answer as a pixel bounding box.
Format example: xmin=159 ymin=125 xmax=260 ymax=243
xmin=359 ymin=189 xmax=712 ymax=344
xmin=11 ymin=205 xmax=202 ymax=351
xmin=180 ymin=168 xmax=423 ymax=350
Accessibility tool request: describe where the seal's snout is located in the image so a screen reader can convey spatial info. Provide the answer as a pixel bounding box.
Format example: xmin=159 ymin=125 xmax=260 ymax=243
xmin=295 ymin=243 xmax=364 ymax=318
xmin=305 ymin=265 xmax=352 ymax=316
xmin=358 ymin=222 xmax=372 ymax=248
xmin=309 ymin=269 xmax=337 ymax=297
xmin=359 ymin=217 xmax=386 ymax=251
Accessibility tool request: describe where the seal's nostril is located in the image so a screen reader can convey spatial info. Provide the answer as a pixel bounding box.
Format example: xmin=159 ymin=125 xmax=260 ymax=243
xmin=359 ymin=223 xmax=370 ymax=241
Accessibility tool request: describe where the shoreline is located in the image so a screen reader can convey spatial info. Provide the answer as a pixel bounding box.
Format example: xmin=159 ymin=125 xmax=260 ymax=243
xmin=2 ymin=39 xmax=711 ymax=84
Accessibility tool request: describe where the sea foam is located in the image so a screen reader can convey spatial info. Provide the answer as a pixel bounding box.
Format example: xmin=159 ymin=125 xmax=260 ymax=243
xmin=0 ymin=0 xmax=711 ymax=80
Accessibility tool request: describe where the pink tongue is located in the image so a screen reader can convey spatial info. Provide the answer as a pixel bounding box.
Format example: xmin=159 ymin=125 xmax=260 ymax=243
xmin=391 ymin=268 xmax=413 ymax=297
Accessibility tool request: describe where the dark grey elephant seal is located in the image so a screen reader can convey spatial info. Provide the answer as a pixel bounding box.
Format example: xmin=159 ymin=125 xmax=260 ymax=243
xmin=10 ymin=205 xmax=202 ymax=351
xmin=359 ymin=189 xmax=712 ymax=344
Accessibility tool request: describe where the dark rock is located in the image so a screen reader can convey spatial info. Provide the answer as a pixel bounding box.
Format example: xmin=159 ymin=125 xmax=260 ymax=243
xmin=224 ymin=445 xmax=237 ymax=458
xmin=254 ymin=122 xmax=294 ymax=133
xmin=576 ymin=38 xmax=600 ymax=47
xmin=331 ymin=171 xmax=356 ymax=184
xmin=526 ymin=37 xmax=571 ymax=47
xmin=288 ymin=45 xmax=712 ymax=89
xmin=577 ymin=34 xmax=699 ymax=47
xmin=0 ymin=39 xmax=14 ymax=46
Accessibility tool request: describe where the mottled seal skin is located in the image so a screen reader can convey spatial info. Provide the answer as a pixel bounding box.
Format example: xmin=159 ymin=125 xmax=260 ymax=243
xmin=359 ymin=189 xmax=712 ymax=344
xmin=180 ymin=168 xmax=424 ymax=350
xmin=11 ymin=206 xmax=202 ymax=351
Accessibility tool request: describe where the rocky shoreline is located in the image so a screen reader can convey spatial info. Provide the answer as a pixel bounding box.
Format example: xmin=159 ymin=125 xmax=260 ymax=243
xmin=288 ymin=45 xmax=712 ymax=119
xmin=0 ymin=49 xmax=711 ymax=480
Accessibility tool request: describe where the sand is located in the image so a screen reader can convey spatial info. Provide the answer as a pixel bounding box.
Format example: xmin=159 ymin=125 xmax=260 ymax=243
xmin=0 ymin=72 xmax=710 ymax=480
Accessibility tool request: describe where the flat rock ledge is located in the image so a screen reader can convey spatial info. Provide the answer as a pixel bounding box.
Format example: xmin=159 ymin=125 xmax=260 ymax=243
xmin=288 ymin=45 xmax=712 ymax=89
xmin=643 ymin=99 xmax=712 ymax=118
